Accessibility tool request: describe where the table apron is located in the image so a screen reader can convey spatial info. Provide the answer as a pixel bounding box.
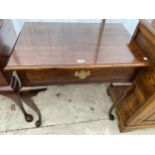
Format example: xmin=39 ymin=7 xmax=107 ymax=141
xmin=15 ymin=67 xmax=139 ymax=86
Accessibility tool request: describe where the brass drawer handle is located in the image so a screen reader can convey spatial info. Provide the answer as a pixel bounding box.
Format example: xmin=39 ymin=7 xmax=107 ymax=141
xmin=74 ymin=70 xmax=91 ymax=80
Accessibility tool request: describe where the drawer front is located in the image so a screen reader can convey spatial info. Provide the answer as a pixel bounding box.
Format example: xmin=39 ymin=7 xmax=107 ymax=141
xmin=18 ymin=67 xmax=137 ymax=86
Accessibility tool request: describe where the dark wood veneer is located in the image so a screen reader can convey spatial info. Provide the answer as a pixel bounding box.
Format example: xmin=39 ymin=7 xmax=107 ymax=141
xmin=0 ymin=20 xmax=47 ymax=127
xmin=17 ymin=67 xmax=138 ymax=86
xmin=6 ymin=23 xmax=149 ymax=71
xmin=5 ymin=21 xmax=155 ymax=131
xmin=5 ymin=22 xmax=150 ymax=92
xmin=108 ymin=19 xmax=155 ymax=132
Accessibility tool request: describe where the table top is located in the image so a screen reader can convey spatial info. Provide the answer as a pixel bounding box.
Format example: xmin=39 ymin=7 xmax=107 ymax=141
xmin=5 ymin=22 xmax=149 ymax=71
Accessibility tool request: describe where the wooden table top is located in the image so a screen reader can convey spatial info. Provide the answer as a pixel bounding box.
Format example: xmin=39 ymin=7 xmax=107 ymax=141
xmin=5 ymin=22 xmax=149 ymax=71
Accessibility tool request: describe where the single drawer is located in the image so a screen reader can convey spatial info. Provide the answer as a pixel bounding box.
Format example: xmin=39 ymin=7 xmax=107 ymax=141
xmin=17 ymin=67 xmax=138 ymax=86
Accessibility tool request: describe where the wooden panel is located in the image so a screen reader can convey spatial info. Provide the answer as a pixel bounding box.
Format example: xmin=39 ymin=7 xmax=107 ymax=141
xmin=5 ymin=22 xmax=149 ymax=71
xmin=0 ymin=19 xmax=7 ymax=85
xmin=17 ymin=67 xmax=138 ymax=86
xmin=116 ymin=87 xmax=145 ymax=124
xmin=0 ymin=72 xmax=7 ymax=85
xmin=146 ymin=112 xmax=155 ymax=121
xmin=107 ymin=20 xmax=155 ymax=132
xmin=111 ymin=66 xmax=155 ymax=128
xmin=133 ymin=20 xmax=155 ymax=63
xmin=0 ymin=19 xmax=18 ymax=85
xmin=108 ymin=67 xmax=155 ymax=131
xmin=134 ymin=67 xmax=155 ymax=101
xmin=135 ymin=28 xmax=155 ymax=62
xmin=139 ymin=19 xmax=155 ymax=36
xmin=0 ymin=20 xmax=17 ymax=68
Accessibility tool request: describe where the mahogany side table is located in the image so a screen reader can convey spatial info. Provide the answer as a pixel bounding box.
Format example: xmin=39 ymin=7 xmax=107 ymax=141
xmin=5 ymin=22 xmax=149 ymax=129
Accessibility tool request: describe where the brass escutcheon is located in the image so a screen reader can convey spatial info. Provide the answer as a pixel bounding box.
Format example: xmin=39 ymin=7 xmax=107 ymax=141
xmin=74 ymin=70 xmax=91 ymax=80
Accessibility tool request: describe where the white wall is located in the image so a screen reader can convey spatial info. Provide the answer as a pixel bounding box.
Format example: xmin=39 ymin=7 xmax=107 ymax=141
xmin=12 ymin=19 xmax=138 ymax=36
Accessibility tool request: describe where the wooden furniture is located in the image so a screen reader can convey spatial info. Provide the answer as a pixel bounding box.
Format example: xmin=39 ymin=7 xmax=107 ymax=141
xmin=0 ymin=19 xmax=17 ymax=85
xmin=5 ymin=22 xmax=148 ymax=82
xmin=5 ymin=22 xmax=150 ymax=128
xmin=108 ymin=19 xmax=155 ymax=132
xmin=0 ymin=20 xmax=47 ymax=127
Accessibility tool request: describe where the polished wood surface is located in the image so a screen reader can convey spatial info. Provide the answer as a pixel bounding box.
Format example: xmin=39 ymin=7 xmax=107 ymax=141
xmin=0 ymin=20 xmax=17 ymax=68
xmin=5 ymin=21 xmax=155 ymax=130
xmin=17 ymin=67 xmax=138 ymax=86
xmin=5 ymin=22 xmax=149 ymax=71
xmin=108 ymin=19 xmax=155 ymax=132
xmin=132 ymin=19 xmax=155 ymax=63
xmin=0 ymin=20 xmax=47 ymax=127
xmin=109 ymin=66 xmax=155 ymax=132
xmin=0 ymin=19 xmax=17 ymax=85
xmin=0 ymin=18 xmax=3 ymax=88
xmin=140 ymin=19 xmax=155 ymax=36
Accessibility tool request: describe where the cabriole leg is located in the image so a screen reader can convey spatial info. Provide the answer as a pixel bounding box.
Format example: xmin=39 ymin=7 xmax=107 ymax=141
xmin=10 ymin=73 xmax=33 ymax=123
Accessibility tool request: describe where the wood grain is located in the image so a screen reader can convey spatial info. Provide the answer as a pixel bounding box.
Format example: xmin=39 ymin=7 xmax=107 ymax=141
xmin=5 ymin=21 xmax=155 ymax=131
xmin=5 ymin=22 xmax=149 ymax=71
xmin=134 ymin=21 xmax=155 ymax=63
xmin=108 ymin=19 xmax=155 ymax=132
xmin=0 ymin=19 xmax=17 ymax=85
xmin=16 ymin=67 xmax=138 ymax=86
xmin=0 ymin=19 xmax=17 ymax=68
